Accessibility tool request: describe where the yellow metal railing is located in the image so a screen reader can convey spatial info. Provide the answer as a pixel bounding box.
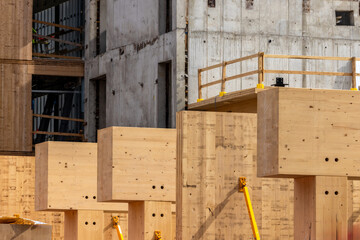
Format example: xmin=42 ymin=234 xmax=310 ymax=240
xmin=197 ymin=52 xmax=360 ymax=101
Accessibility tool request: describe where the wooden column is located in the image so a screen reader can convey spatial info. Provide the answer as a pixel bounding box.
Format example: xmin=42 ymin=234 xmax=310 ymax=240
xmin=65 ymin=210 xmax=104 ymax=240
xmin=294 ymin=176 xmax=348 ymax=240
xmin=257 ymin=87 xmax=360 ymax=239
xmin=97 ymin=127 xmax=177 ymax=239
xmin=35 ymin=142 xmax=128 ymax=240
xmin=128 ymin=201 xmax=172 ymax=240
xmin=0 ymin=0 xmax=33 ymax=152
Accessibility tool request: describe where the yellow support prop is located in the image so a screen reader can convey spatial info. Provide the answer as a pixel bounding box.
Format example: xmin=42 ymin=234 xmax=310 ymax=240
xmin=112 ymin=216 xmax=125 ymax=240
xmin=239 ymin=177 xmax=261 ymax=240
xmin=351 ymin=88 xmax=358 ymax=91
xmin=154 ymin=231 xmax=162 ymax=240
xmin=197 ymin=99 xmax=204 ymax=102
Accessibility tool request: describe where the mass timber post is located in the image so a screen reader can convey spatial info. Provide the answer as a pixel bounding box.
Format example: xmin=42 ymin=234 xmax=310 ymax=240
xmin=35 ymin=142 xmax=128 ymax=240
xmin=176 ymin=111 xmax=294 ymax=239
xmin=97 ymin=127 xmax=176 ymax=240
xmin=257 ymin=87 xmax=360 ymax=239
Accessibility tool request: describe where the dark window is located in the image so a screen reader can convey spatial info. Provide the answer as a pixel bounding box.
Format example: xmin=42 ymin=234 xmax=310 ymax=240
xmin=96 ymin=0 xmax=106 ymax=55
xmin=157 ymin=61 xmax=172 ymax=128
xmin=159 ymin=0 xmax=172 ymax=34
xmin=208 ymin=0 xmax=216 ymax=8
xmin=336 ymin=11 xmax=354 ymax=26
xmin=90 ymin=75 xmax=106 ymax=140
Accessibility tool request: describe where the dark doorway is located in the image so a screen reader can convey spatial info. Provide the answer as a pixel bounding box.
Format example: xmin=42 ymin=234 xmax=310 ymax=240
xmin=158 ymin=61 xmax=172 ymax=128
xmin=90 ymin=75 xmax=106 ymax=140
xmin=159 ymin=0 xmax=172 ymax=34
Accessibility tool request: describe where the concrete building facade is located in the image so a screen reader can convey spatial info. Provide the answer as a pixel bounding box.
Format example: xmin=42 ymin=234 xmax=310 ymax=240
xmin=84 ymin=0 xmax=360 ymax=141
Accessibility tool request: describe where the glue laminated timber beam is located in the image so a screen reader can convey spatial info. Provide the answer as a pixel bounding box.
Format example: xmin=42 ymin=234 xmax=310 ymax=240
xmin=257 ymin=87 xmax=360 ymax=178
xmin=96 ymin=126 xmax=177 ymax=240
xmin=35 ymin=141 xmax=129 ymax=240
xmin=97 ymin=127 xmax=176 ymax=202
xmin=35 ymin=141 xmax=127 ymax=211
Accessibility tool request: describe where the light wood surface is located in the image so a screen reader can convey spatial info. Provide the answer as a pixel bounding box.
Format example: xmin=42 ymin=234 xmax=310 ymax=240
xmin=33 ymin=114 xmax=85 ymax=123
xmin=295 ymin=176 xmax=348 ymax=240
xmin=257 ymin=87 xmax=360 ymax=178
xmin=28 ymin=59 xmax=84 ymax=77
xmin=0 ymin=64 xmax=32 ymax=152
xmin=264 ymin=69 xmax=352 ymax=76
xmin=0 ymin=155 xmax=64 ymax=239
xmin=33 ymin=34 xmax=82 ymax=48
xmin=97 ymin=127 xmax=176 ymax=202
xmin=33 ymin=19 xmax=82 ymax=32
xmin=33 ymin=131 xmax=83 ymax=138
xmin=128 ymin=201 xmax=173 ymax=240
xmin=65 ymin=210 xmax=127 ymax=240
xmin=35 ymin=141 xmax=128 ymax=211
xmin=264 ymin=54 xmax=353 ymax=61
xmin=176 ymin=111 xmax=294 ymax=239
xmin=0 ymin=1 xmax=32 ymax=60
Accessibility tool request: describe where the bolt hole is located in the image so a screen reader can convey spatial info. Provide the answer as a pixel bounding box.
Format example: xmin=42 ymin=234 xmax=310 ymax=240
xmin=152 ymin=213 xmax=156 ymax=217
xmin=161 ymin=186 xmax=164 ymax=189
xmin=335 ymin=158 xmax=339 ymax=162
xmin=93 ymin=196 xmax=96 ymax=199
xmin=335 ymin=191 xmax=339 ymax=195
xmin=325 ymin=191 xmax=329 ymax=195
xmin=160 ymin=214 xmax=164 ymax=217
xmin=85 ymin=196 xmax=88 ymax=199
xmin=325 ymin=157 xmax=329 ymax=162
xmin=152 ymin=186 xmax=156 ymax=189
xmin=93 ymin=222 xmax=96 ymax=225
xmin=85 ymin=222 xmax=88 ymax=225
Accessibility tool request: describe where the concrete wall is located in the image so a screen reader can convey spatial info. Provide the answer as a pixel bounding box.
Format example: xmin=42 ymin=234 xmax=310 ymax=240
xmin=84 ymin=0 xmax=183 ymax=141
xmin=84 ymin=0 xmax=360 ymax=140
xmin=187 ymin=0 xmax=360 ymax=103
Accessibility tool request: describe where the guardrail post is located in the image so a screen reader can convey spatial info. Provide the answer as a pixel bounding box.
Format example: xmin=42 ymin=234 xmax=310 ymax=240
xmin=352 ymin=57 xmax=358 ymax=91
xmin=198 ymin=69 xmax=203 ymax=101
xmin=220 ymin=62 xmax=227 ymax=97
xmin=257 ymin=52 xmax=265 ymax=89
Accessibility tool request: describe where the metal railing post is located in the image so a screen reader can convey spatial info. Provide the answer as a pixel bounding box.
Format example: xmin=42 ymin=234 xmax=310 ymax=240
xmin=352 ymin=57 xmax=358 ymax=90
xmin=220 ymin=62 xmax=227 ymax=96
xmin=198 ymin=69 xmax=203 ymax=101
xmin=257 ymin=52 xmax=265 ymax=88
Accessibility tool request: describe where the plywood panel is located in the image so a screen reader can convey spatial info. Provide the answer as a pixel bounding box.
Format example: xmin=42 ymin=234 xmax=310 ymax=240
xmin=97 ymin=127 xmax=176 ymax=202
xmin=176 ymin=111 xmax=294 ymax=239
xmin=295 ymin=176 xmax=348 ymax=240
xmin=0 ymin=0 xmax=32 ymax=60
xmin=35 ymin=141 xmax=128 ymax=211
xmin=258 ymin=88 xmax=360 ymax=178
xmin=128 ymin=201 xmax=172 ymax=240
xmin=0 ymin=224 xmax=52 ymax=240
xmin=64 ymin=210 xmax=128 ymax=240
xmin=0 ymin=64 xmax=32 ymax=152
xmin=0 ymin=155 xmax=64 ymax=239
